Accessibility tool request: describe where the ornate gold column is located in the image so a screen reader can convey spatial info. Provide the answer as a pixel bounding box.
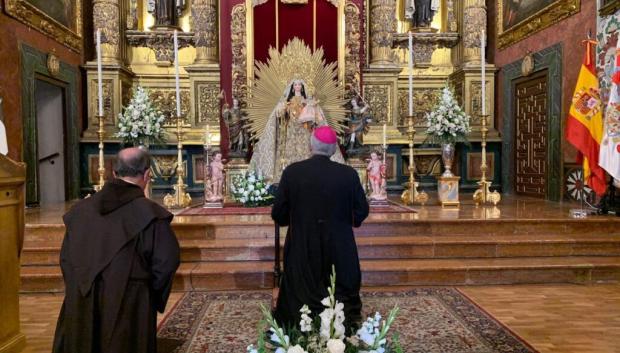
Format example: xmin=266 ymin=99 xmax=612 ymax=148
xmin=193 ymin=0 xmax=219 ymax=65
xmin=187 ymin=0 xmax=221 ymax=143
xmin=368 ymin=0 xmax=397 ymax=67
xmin=93 ymin=0 xmax=122 ymax=64
xmin=461 ymin=0 xmax=486 ymax=66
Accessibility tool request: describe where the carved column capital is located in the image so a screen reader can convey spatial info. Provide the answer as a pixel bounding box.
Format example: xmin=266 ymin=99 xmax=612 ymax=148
xmin=368 ymin=0 xmax=396 ymax=67
xmin=93 ymin=0 xmax=121 ymax=63
xmin=192 ymin=0 xmax=219 ymax=65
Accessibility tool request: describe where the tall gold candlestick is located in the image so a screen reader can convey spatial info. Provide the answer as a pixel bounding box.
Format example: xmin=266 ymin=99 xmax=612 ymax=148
xmin=473 ymin=114 xmax=501 ymax=206
xmin=164 ymin=115 xmax=192 ymax=208
xmin=93 ymin=114 xmax=105 ymax=192
xmin=400 ymin=115 xmax=428 ymax=205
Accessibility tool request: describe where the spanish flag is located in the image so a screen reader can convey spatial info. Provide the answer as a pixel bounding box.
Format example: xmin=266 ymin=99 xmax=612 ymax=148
xmin=566 ymin=40 xmax=606 ymax=195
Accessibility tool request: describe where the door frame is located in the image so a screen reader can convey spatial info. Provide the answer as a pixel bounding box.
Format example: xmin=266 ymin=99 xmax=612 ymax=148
xmin=501 ymin=43 xmax=563 ymax=201
xmin=512 ymin=69 xmax=549 ymax=198
xmin=20 ymin=44 xmax=80 ymax=205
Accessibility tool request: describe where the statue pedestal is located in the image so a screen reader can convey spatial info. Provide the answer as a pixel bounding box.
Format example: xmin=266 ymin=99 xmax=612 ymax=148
xmin=347 ymin=157 xmax=369 ymax=194
xmin=438 ymin=176 xmax=460 ymax=207
xmin=224 ymin=157 xmax=249 ymax=203
xmin=369 ymin=198 xmax=390 ymax=207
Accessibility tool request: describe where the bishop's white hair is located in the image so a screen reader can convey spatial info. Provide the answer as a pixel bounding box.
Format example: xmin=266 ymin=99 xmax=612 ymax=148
xmin=310 ymin=135 xmax=337 ymax=157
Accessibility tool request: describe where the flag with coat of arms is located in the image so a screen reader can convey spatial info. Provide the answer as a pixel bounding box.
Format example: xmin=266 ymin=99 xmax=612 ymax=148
xmin=599 ymin=38 xmax=620 ymax=187
xmin=566 ymin=39 xmax=607 ymax=195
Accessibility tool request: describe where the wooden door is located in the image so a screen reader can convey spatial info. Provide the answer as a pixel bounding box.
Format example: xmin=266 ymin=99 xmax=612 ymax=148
xmin=514 ymin=71 xmax=548 ymax=198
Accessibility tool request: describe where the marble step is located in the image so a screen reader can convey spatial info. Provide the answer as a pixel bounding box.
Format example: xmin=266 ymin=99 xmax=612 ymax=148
xmin=20 ymin=256 xmax=620 ymax=293
xmin=24 ymin=218 xmax=620 ymax=243
xmin=21 ymin=234 xmax=620 ymax=266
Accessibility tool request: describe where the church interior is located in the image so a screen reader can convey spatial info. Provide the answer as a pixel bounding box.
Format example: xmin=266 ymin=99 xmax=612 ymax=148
xmin=1 ymin=0 xmax=620 ymax=352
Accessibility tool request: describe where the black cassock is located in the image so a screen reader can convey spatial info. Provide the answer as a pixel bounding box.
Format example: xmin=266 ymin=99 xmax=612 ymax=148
xmin=272 ymin=155 xmax=369 ymax=331
xmin=52 ymin=179 xmax=180 ymax=353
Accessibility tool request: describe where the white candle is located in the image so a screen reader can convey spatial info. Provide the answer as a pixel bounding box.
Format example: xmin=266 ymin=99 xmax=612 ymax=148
xmin=205 ymin=123 xmax=211 ymax=148
xmin=481 ymin=30 xmax=486 ymax=117
xmin=174 ymin=30 xmax=181 ymax=118
xmin=96 ymin=29 xmax=103 ymax=117
xmin=408 ymin=31 xmax=414 ymax=117
xmin=382 ymin=123 xmax=387 ymax=148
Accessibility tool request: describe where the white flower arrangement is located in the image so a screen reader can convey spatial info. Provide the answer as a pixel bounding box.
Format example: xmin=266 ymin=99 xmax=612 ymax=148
xmin=115 ymin=86 xmax=167 ymax=146
xmin=230 ymin=170 xmax=274 ymax=207
xmin=425 ymin=86 xmax=471 ymax=145
xmin=247 ymin=267 xmax=402 ymax=353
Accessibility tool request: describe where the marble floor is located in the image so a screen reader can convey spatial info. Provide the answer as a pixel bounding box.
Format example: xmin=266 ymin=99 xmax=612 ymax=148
xmin=17 ymin=284 xmax=620 ymax=353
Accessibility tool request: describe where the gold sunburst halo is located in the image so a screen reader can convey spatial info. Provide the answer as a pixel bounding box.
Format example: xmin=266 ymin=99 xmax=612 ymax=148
xmin=246 ymin=38 xmax=347 ymax=140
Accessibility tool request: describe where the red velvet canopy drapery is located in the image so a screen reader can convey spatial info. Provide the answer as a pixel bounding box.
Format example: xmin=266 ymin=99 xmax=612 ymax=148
xmin=253 ymin=0 xmax=338 ymax=64
xmin=219 ymin=0 xmax=364 ymax=155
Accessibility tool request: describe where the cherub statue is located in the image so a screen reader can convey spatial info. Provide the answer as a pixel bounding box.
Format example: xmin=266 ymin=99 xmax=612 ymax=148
xmin=205 ymin=152 xmax=225 ymax=202
xmin=367 ymin=151 xmax=387 ymax=201
xmin=223 ymin=98 xmax=248 ymax=155
xmin=346 ymin=96 xmax=372 ymax=151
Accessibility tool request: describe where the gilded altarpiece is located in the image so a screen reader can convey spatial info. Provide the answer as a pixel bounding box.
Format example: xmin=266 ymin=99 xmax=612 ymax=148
xmin=80 ymin=0 xmax=500 ymax=193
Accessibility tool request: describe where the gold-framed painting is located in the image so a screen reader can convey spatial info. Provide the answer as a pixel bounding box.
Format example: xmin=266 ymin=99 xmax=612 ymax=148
xmin=600 ymin=0 xmax=620 ymax=16
xmin=497 ymin=0 xmax=580 ymax=49
xmin=4 ymin=0 xmax=82 ymax=52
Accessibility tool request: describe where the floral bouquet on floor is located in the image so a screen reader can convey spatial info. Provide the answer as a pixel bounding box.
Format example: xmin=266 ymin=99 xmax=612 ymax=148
xmin=247 ymin=267 xmax=402 ymax=353
xmin=425 ymin=86 xmax=471 ymax=145
xmin=230 ymin=170 xmax=275 ymax=207
xmin=115 ymin=86 xmax=167 ymax=147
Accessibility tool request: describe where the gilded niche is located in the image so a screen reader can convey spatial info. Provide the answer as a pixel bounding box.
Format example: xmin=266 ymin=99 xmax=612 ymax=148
xmin=344 ymin=2 xmax=361 ymax=95
xmin=398 ymin=89 xmax=439 ymax=127
xmin=197 ymin=82 xmax=220 ymax=125
xmin=231 ymin=3 xmax=247 ymax=104
xmin=149 ymin=90 xmax=191 ymax=126
xmin=364 ymin=84 xmax=390 ymax=124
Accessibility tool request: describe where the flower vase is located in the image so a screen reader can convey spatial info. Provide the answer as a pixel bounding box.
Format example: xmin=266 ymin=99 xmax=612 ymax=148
xmin=441 ymin=143 xmax=455 ymax=178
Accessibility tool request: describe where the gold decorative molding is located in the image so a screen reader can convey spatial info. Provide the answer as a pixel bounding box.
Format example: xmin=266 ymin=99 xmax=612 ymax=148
xmin=4 ymin=0 xmax=82 ymax=52
xmin=398 ymin=88 xmax=439 ymax=127
xmin=90 ymin=78 xmax=114 ymax=124
xmin=368 ymin=0 xmax=397 ymax=66
xmin=600 ymin=0 xmax=620 ymax=16
xmin=192 ymin=0 xmax=218 ymax=64
xmin=344 ymin=2 xmax=361 ymax=95
xmin=497 ymin=0 xmax=580 ymax=49
xmin=149 ymin=90 xmax=191 ymax=126
xmin=196 ymin=82 xmax=220 ymax=125
xmin=231 ymin=3 xmax=248 ymax=104
xmin=364 ymin=84 xmax=390 ymax=124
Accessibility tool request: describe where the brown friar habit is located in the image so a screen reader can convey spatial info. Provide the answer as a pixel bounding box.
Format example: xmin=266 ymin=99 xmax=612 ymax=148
xmin=272 ymin=155 xmax=369 ymax=331
xmin=52 ymin=179 xmax=180 ymax=353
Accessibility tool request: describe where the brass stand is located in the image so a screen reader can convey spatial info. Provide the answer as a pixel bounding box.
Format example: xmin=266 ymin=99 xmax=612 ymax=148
xmin=164 ymin=116 xmax=192 ymax=208
xmin=473 ymin=114 xmax=501 ymax=206
xmin=400 ymin=115 xmax=428 ymax=205
xmin=93 ymin=115 xmax=106 ymax=192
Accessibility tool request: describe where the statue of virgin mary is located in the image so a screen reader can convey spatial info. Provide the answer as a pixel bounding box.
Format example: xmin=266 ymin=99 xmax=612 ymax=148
xmin=246 ymin=38 xmax=348 ymax=183
xmin=250 ymin=79 xmax=345 ymax=183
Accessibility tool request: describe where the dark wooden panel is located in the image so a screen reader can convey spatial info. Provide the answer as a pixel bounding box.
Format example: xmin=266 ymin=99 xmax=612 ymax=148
xmin=514 ymin=71 xmax=548 ymax=198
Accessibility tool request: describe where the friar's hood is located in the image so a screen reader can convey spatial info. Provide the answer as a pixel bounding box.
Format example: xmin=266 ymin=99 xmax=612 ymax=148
xmin=98 ymin=178 xmax=146 ymax=215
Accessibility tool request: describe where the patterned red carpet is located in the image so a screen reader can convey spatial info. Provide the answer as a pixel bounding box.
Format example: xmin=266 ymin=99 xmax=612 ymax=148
xmin=157 ymin=289 xmax=537 ymax=353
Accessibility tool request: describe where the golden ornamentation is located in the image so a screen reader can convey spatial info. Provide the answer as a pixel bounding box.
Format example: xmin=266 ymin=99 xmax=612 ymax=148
xmin=149 ymin=90 xmax=191 ymax=126
xmin=197 ymin=82 xmax=220 ymax=124
xmin=414 ymin=155 xmax=442 ymax=176
xmin=364 ymin=84 xmax=390 ymax=124
xmin=401 ymin=115 xmax=428 ymax=206
xmin=398 ymin=88 xmax=439 ymax=127
xmin=192 ymin=0 xmax=218 ymax=64
xmin=497 ymin=0 xmax=580 ymax=49
xmin=446 ymin=0 xmax=458 ymax=32
xmin=247 ymin=38 xmax=347 ymax=138
xmin=600 ymin=0 xmax=620 ymax=15
xmin=127 ymin=0 xmax=138 ymax=29
xmin=470 ymin=82 xmax=489 ymax=125
xmin=126 ymin=30 xmax=194 ymax=63
xmin=462 ymin=0 xmax=486 ymax=64
xmin=473 ymin=114 xmax=501 ymax=206
xmin=368 ymin=0 xmax=396 ymax=66
xmin=164 ymin=115 xmax=192 ymax=209
xmin=93 ymin=0 xmax=120 ymax=59
xmin=344 ymin=2 xmax=361 ymax=95
xmin=4 ymin=0 xmax=82 ymax=52
xmin=152 ymin=155 xmax=179 ymax=181
xmin=91 ymin=79 xmax=114 ymax=124
xmin=392 ymin=32 xmax=459 ymax=67
xmin=231 ymin=3 xmax=248 ymax=104
xmin=93 ymin=114 xmax=106 ymax=192
xmin=46 ymin=52 xmax=60 ymax=77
